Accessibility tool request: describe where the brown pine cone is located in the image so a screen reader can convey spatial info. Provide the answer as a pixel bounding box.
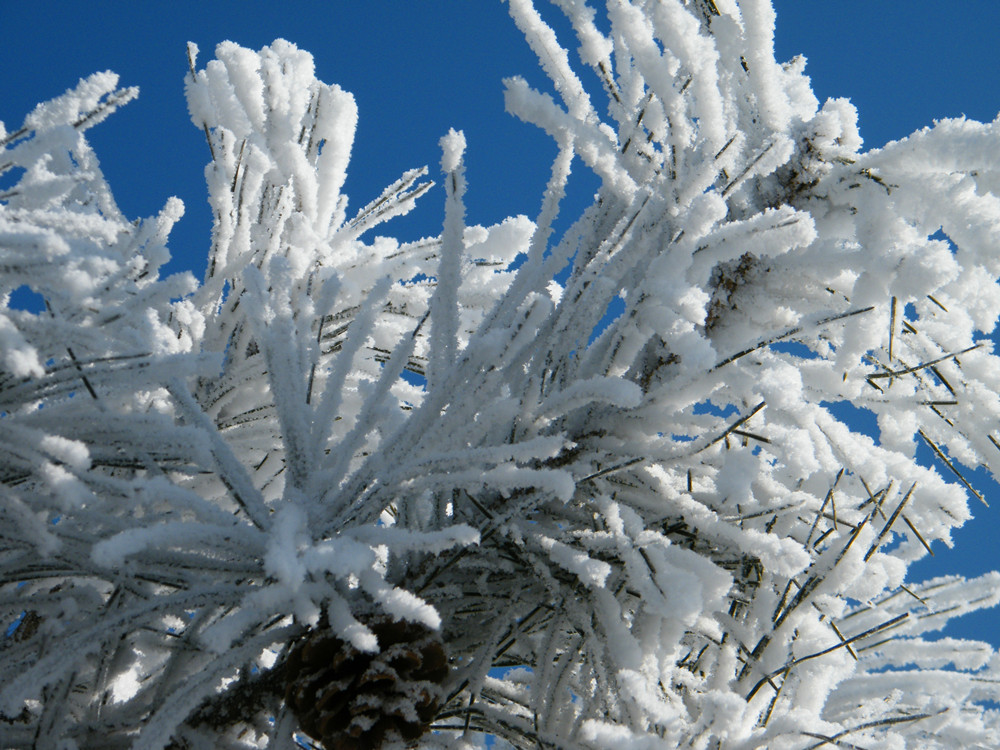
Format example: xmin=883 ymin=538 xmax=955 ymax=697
xmin=284 ymin=615 xmax=448 ymax=750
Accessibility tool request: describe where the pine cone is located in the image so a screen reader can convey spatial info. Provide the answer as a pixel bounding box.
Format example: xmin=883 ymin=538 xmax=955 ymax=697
xmin=285 ymin=616 xmax=448 ymax=750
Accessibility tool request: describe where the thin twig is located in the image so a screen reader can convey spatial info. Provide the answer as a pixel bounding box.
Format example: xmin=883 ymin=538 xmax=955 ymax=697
xmin=868 ymin=344 xmax=981 ymax=380
xmin=714 ymin=306 xmax=875 ymax=370
xmin=864 ymin=483 xmax=917 ymax=562
xmin=918 ymin=429 xmax=987 ymax=506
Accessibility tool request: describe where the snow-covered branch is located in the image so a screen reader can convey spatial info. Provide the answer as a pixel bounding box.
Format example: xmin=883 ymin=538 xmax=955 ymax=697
xmin=5 ymin=2 xmax=1000 ymax=748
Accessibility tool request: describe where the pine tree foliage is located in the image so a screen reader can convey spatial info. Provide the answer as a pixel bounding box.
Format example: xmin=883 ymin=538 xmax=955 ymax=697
xmin=4 ymin=1 xmax=1000 ymax=748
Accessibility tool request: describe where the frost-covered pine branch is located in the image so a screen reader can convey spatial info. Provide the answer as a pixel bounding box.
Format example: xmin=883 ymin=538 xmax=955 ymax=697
xmin=5 ymin=2 xmax=1000 ymax=749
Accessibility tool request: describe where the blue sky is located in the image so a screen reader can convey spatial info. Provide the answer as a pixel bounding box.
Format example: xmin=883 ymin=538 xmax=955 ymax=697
xmin=5 ymin=3 xmax=1000 ymax=644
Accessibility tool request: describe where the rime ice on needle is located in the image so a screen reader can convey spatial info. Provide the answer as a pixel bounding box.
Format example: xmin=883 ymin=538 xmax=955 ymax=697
xmin=5 ymin=2 xmax=1000 ymax=749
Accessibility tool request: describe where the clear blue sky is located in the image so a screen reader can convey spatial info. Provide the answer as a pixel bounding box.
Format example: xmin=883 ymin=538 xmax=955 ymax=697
xmin=4 ymin=3 xmax=1000 ymax=644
